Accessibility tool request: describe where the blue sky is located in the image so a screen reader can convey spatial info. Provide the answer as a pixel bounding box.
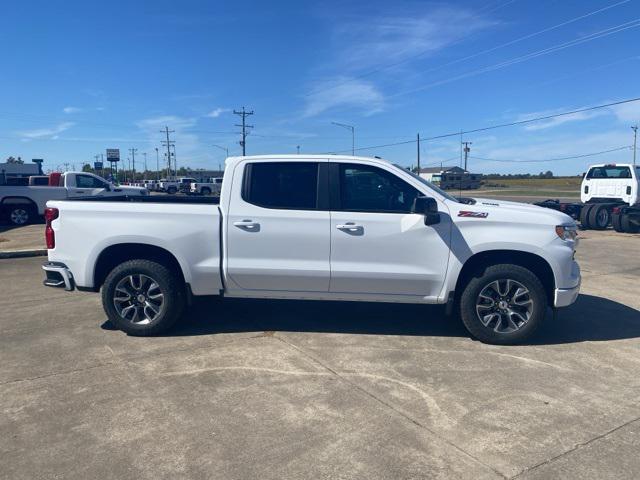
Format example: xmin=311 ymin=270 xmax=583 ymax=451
xmin=1 ymin=0 xmax=639 ymax=175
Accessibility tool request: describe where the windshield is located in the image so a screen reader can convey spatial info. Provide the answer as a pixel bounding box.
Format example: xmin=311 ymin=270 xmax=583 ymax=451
xmin=391 ymin=164 xmax=460 ymax=203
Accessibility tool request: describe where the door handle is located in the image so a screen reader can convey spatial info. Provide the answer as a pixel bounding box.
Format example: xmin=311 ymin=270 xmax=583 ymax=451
xmin=233 ymin=219 xmax=260 ymax=231
xmin=336 ymin=222 xmax=363 ymax=233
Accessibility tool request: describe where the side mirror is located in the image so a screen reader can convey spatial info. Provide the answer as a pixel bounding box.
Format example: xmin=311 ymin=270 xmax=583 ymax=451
xmin=103 ymin=184 xmax=111 ymax=191
xmin=412 ymin=196 xmax=440 ymax=226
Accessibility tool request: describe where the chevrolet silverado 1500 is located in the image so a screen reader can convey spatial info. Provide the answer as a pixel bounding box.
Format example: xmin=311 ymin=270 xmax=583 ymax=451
xmin=42 ymin=155 xmax=581 ymax=344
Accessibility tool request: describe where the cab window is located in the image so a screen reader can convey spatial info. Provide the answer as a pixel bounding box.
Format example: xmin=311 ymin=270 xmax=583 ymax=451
xmin=338 ymin=163 xmax=420 ymax=213
xmin=76 ymin=175 xmax=107 ymax=188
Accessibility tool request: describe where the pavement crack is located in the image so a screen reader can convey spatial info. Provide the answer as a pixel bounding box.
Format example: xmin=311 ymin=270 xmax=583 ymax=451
xmin=511 ymin=414 xmax=640 ymax=479
xmin=0 ymin=362 xmax=116 ymax=386
xmin=274 ymin=334 xmax=508 ymax=479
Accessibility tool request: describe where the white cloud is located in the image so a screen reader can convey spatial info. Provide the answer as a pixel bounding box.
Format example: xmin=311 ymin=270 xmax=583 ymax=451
xmin=333 ymin=7 xmax=495 ymax=72
xmin=513 ymin=106 xmax=608 ymax=131
xmin=205 ymin=107 xmax=229 ymax=118
xmin=18 ymin=122 xmax=75 ymax=139
xmin=63 ymin=106 xmax=81 ymax=114
xmin=609 ymin=101 xmax=640 ymax=123
xmin=304 ymin=78 xmax=384 ymax=117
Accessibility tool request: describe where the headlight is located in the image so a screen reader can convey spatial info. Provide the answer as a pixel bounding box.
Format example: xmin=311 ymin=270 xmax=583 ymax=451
xmin=555 ymin=224 xmax=578 ymax=241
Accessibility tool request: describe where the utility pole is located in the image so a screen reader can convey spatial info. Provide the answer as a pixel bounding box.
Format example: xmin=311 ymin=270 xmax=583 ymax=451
xmin=155 ymin=148 xmax=159 ymax=181
xmin=632 ymin=125 xmax=638 ymax=167
xmin=233 ymin=107 xmax=254 ymax=156
xmin=462 ymin=141 xmax=472 ymax=171
xmin=416 ymin=133 xmax=421 ymax=173
xmin=142 ymin=152 xmax=147 ymax=179
xmin=129 ymin=148 xmax=137 ymax=181
xmin=332 ymin=122 xmax=355 ymax=155
xmin=160 ymin=126 xmax=175 ymax=178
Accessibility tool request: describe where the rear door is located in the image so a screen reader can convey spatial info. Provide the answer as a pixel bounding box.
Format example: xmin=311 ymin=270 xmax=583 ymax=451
xmin=328 ymin=162 xmax=451 ymax=298
xmin=225 ymin=160 xmax=331 ymax=292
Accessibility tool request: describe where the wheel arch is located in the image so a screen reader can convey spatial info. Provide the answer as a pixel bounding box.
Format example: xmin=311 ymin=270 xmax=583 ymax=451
xmin=93 ymin=243 xmax=186 ymax=291
xmin=453 ymin=250 xmax=555 ymax=306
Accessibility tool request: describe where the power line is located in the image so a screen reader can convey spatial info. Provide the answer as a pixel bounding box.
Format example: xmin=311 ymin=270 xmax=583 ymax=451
xmin=327 ymin=96 xmax=640 ymax=154
xmin=390 ymin=17 xmax=640 ymax=98
xmin=305 ymin=0 xmax=629 ymax=98
xmin=470 ymin=145 xmax=632 ymax=163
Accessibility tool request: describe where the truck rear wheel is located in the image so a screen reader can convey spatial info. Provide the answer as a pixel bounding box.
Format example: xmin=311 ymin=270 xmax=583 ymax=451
xmin=167 ymin=186 xmax=177 ymax=195
xmin=201 ymin=187 xmax=211 ymax=195
xmin=101 ymin=259 xmax=185 ymax=336
xmin=579 ymin=204 xmax=593 ymax=229
xmin=621 ymin=214 xmax=639 ymax=233
xmin=612 ymin=212 xmax=624 ymax=232
xmin=459 ymin=264 xmax=547 ymax=345
xmin=8 ymin=205 xmax=34 ymax=225
xmin=588 ymin=204 xmax=610 ymax=230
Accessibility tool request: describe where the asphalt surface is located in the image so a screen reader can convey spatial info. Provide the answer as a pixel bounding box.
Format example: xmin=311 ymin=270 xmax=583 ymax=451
xmin=1 ymin=230 xmax=640 ymax=479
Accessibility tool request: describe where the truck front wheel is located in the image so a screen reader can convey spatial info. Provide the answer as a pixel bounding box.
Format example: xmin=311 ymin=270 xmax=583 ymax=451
xmin=101 ymin=259 xmax=185 ymax=336
xmin=459 ymin=264 xmax=547 ymax=345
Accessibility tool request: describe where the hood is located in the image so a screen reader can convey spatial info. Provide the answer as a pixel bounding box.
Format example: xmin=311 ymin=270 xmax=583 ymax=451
xmin=451 ymin=197 xmax=575 ymax=226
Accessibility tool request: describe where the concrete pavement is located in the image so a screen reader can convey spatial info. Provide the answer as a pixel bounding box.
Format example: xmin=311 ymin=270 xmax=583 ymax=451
xmin=1 ymin=230 xmax=639 ymax=479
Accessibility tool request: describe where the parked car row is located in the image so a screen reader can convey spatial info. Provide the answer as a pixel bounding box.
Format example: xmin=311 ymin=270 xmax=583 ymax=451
xmin=122 ymin=177 xmax=223 ymax=195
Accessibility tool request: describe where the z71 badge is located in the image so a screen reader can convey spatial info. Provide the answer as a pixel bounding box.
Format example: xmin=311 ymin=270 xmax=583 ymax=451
xmin=458 ymin=211 xmax=489 ymax=218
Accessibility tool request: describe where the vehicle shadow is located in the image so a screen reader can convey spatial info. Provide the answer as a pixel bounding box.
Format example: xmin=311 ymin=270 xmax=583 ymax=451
xmin=143 ymin=293 xmax=640 ymax=345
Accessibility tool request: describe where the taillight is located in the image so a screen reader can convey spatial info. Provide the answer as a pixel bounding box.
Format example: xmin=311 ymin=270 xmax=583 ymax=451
xmin=44 ymin=207 xmax=59 ymax=249
xmin=612 ymin=207 xmax=621 ymax=214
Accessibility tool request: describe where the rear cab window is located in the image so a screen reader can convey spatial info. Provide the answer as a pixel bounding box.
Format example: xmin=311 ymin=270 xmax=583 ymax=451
xmin=242 ymin=162 xmax=320 ymax=210
xmin=586 ymin=166 xmax=632 ymax=179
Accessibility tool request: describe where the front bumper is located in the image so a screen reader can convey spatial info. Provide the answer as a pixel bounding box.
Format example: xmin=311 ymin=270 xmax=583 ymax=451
xmin=42 ymin=262 xmax=75 ymax=291
xmin=554 ymin=279 xmax=580 ymax=308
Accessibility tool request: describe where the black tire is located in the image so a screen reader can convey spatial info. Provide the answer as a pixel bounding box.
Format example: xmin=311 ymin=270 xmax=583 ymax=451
xmin=101 ymin=259 xmax=185 ymax=336
xmin=621 ymin=214 xmax=639 ymax=233
xmin=579 ymin=204 xmax=593 ymax=229
xmin=459 ymin=264 xmax=547 ymax=345
xmin=167 ymin=187 xmax=177 ymax=195
xmin=201 ymin=187 xmax=211 ymax=195
xmin=588 ymin=204 xmax=610 ymax=230
xmin=8 ymin=205 xmax=34 ymax=225
xmin=612 ymin=212 xmax=624 ymax=232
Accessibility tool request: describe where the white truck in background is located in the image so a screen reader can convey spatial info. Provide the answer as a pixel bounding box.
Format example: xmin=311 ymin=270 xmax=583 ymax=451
xmin=191 ymin=177 xmax=223 ymax=195
xmin=536 ymin=163 xmax=640 ymax=232
xmin=159 ymin=177 xmax=196 ymax=194
xmin=0 ymin=172 xmax=148 ymax=225
xmin=42 ymin=155 xmax=581 ymax=345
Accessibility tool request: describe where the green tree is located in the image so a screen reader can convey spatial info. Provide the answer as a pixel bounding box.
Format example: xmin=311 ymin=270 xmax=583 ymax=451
xmin=5 ymin=156 xmax=23 ymax=164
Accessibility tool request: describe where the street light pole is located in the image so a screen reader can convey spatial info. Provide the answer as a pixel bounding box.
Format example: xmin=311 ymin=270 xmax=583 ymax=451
xmin=331 ymin=122 xmax=355 ymax=155
xmin=154 ymin=148 xmax=159 ymax=181
xmin=632 ymin=125 xmax=638 ymax=167
xmin=212 ymin=144 xmax=229 ymax=171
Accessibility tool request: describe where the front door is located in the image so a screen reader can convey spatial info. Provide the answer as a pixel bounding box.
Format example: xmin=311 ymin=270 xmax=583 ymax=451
xmin=69 ymin=174 xmax=109 ymax=197
xmin=226 ymin=160 xmax=331 ymax=292
xmin=329 ymin=162 xmax=451 ymax=298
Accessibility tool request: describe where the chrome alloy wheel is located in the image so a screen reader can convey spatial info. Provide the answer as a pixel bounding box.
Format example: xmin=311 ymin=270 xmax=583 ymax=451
xmin=10 ymin=208 xmax=29 ymax=225
xmin=113 ymin=274 xmax=165 ymax=325
xmin=475 ymin=279 xmax=534 ymax=333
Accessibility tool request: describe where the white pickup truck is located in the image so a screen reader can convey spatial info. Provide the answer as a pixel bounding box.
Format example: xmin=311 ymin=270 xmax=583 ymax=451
xmin=42 ymin=155 xmax=580 ymax=344
xmin=1 ymin=172 xmax=147 ymax=225
xmin=191 ymin=177 xmax=223 ymax=195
